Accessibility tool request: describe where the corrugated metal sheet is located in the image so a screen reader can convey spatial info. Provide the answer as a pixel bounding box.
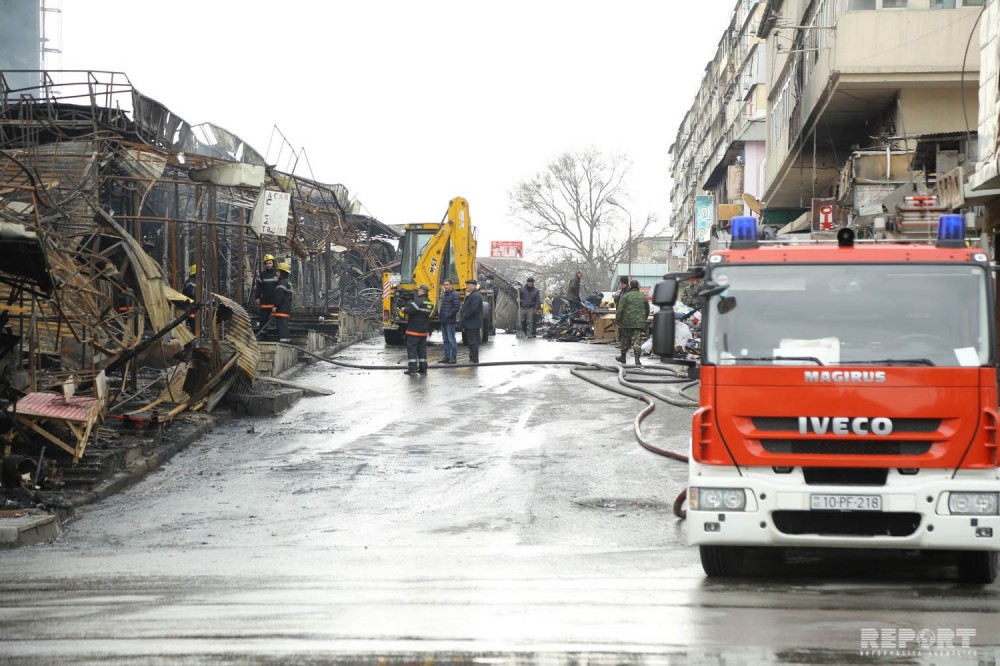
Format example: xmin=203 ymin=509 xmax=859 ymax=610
xmin=111 ymin=213 xmax=195 ymax=348
xmin=214 ymin=293 xmax=259 ymax=380
xmin=12 ymin=391 xmax=99 ymax=421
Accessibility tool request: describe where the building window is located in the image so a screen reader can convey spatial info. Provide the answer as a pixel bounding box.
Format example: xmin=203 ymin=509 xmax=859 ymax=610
xmin=931 ymin=0 xmax=984 ymax=7
xmin=849 ymin=0 xmax=910 ymax=7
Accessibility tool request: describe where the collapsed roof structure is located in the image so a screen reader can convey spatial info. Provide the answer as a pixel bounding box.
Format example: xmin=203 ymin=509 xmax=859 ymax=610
xmin=0 ymin=70 xmax=399 ymax=465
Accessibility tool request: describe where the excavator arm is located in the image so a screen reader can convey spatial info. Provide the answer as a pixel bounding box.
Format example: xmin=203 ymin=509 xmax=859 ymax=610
xmin=411 ymin=196 xmax=476 ymax=308
xmin=448 ymin=196 xmax=477 ymax=288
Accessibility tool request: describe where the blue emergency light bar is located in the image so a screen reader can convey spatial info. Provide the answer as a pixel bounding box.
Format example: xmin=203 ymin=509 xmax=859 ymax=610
xmin=937 ymin=214 xmax=965 ymax=247
xmin=730 ymin=216 xmax=758 ymax=248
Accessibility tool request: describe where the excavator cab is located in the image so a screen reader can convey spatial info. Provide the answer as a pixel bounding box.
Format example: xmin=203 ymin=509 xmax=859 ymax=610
xmin=399 ymin=227 xmax=436 ymax=282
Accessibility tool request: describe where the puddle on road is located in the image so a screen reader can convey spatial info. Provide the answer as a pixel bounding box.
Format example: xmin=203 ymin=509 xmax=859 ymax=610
xmin=429 ymin=517 xmax=515 ymax=534
xmin=573 ymin=497 xmax=673 ymax=512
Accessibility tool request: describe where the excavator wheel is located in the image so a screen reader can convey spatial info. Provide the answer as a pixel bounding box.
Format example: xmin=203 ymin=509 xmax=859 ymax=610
xmin=384 ymin=326 xmax=406 ymax=345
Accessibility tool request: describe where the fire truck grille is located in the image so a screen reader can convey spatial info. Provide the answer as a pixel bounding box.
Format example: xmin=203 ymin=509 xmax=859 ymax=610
xmin=760 ymin=439 xmax=932 ymax=456
xmin=801 ymin=467 xmax=888 ymax=485
xmin=773 ymin=510 xmax=921 ymax=537
xmin=752 ymin=417 xmax=940 ymax=433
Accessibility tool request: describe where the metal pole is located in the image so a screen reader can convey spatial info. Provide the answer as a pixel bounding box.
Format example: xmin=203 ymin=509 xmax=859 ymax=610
xmin=607 ymin=197 xmax=632 ymax=280
xmin=627 ymin=213 xmax=633 ymax=280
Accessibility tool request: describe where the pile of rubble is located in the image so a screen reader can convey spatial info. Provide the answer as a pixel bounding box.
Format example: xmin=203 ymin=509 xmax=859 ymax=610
xmin=0 ymin=70 xmax=397 ymax=508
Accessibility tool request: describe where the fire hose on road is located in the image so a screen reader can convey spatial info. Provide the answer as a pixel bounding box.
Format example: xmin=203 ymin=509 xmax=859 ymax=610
xmin=291 ymin=343 xmax=700 ymax=519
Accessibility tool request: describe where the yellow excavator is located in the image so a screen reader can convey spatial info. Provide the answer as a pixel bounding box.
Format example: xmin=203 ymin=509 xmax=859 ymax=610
xmin=382 ymin=196 xmax=495 ymax=345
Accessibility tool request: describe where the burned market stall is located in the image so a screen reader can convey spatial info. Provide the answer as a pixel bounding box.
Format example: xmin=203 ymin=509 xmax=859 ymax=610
xmin=0 ymin=70 xmax=398 ymax=496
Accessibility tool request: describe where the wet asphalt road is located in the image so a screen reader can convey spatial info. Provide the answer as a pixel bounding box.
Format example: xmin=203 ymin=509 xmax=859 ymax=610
xmin=0 ymin=334 xmax=998 ymax=665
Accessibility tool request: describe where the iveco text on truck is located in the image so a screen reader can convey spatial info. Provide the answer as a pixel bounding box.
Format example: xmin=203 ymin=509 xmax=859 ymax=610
xmin=652 ymin=215 xmax=999 ymax=583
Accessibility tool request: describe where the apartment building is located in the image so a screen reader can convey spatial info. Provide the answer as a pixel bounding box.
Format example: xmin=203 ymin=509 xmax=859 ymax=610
xmin=669 ymin=0 xmax=768 ymax=270
xmin=968 ymin=0 xmax=1000 ymax=228
xmin=671 ymin=0 xmax=990 ymax=261
xmin=760 ymin=0 xmax=982 ymax=231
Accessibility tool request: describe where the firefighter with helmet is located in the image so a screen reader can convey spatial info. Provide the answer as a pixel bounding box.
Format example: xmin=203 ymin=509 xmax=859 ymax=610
xmin=183 ymin=264 xmax=198 ymax=332
xmin=401 ymin=284 xmax=433 ymax=374
xmin=272 ymin=262 xmax=293 ymax=343
xmin=254 ymin=253 xmax=279 ymax=329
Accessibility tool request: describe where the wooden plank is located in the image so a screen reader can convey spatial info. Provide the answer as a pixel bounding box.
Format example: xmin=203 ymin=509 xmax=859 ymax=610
xmin=15 ymin=416 xmax=77 ymax=458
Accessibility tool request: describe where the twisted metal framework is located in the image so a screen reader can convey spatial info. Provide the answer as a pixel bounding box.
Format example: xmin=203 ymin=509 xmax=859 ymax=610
xmin=0 ymin=70 xmax=401 ymax=459
xmin=0 ymin=70 xmax=399 ymax=320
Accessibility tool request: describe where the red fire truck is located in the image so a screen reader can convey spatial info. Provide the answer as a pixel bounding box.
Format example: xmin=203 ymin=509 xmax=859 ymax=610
xmin=653 ymin=215 xmax=999 ymax=583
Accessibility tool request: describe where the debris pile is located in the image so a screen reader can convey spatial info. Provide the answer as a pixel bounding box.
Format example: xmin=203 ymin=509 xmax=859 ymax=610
xmin=0 ymin=71 xmax=399 ymax=498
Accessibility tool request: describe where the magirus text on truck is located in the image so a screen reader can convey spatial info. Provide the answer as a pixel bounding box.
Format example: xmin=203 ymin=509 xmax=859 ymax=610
xmin=653 ymin=215 xmax=999 ymax=584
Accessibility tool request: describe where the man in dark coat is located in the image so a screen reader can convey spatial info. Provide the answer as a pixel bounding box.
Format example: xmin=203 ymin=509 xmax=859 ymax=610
xmin=612 ymin=276 xmax=629 ymax=309
xmin=615 ymin=279 xmax=650 ymax=365
xmin=182 ymin=264 xmax=198 ymax=332
xmin=459 ymin=279 xmax=483 ymax=364
xmin=437 ymin=278 xmax=461 ymax=364
xmin=517 ymin=277 xmax=542 ymax=338
xmin=402 ymin=284 xmax=433 ymax=374
xmin=564 ymin=270 xmax=583 ymax=311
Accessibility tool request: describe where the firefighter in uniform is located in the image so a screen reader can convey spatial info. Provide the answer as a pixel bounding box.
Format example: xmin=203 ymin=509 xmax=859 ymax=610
xmin=254 ymin=253 xmax=279 ymax=329
xmin=182 ymin=264 xmax=198 ymax=332
xmin=272 ymin=262 xmax=293 ymax=343
xmin=402 ymin=284 xmax=433 ymax=375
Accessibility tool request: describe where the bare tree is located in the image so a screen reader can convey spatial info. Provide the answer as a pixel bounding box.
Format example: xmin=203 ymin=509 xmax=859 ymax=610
xmin=508 ymin=147 xmax=656 ymax=290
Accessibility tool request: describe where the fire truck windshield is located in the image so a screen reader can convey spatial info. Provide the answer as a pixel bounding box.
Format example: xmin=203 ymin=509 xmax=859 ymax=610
xmin=704 ymin=263 xmax=992 ymax=367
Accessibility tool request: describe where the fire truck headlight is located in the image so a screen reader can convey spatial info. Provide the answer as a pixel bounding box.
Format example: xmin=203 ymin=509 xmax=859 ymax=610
xmin=690 ymin=487 xmax=747 ymax=512
xmin=948 ymin=492 xmax=999 ymax=515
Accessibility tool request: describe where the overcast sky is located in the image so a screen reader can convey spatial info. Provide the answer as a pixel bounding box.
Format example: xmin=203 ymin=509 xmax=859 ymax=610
xmin=57 ymin=0 xmax=734 ymax=257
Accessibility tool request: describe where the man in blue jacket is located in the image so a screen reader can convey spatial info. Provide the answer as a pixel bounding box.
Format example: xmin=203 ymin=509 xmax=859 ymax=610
xmin=437 ymin=279 xmax=460 ymax=364
xmin=459 ymin=279 xmax=483 ymax=364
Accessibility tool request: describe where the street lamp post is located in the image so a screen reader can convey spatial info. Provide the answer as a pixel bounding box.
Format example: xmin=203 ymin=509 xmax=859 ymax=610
xmin=606 ymin=196 xmax=632 ymax=280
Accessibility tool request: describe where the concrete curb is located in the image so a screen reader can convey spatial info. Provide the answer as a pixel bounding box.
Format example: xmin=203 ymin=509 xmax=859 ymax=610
xmin=0 ymin=509 xmax=61 ymax=549
xmin=241 ymin=332 xmax=371 ymax=416
xmin=40 ymin=414 xmax=221 ymax=515
xmin=1 ymin=332 xmax=375 ymax=548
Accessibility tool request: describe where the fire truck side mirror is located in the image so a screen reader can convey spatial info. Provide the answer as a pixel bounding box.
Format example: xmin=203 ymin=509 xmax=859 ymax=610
xmin=718 ymin=296 xmax=737 ymax=314
xmin=652 ymin=279 xmax=678 ymax=307
xmin=652 ymin=310 xmax=675 ymax=357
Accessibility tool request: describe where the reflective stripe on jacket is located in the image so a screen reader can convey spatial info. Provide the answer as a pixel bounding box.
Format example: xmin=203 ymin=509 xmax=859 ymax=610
xmin=274 ymin=277 xmax=293 ymax=315
xmin=255 ymin=268 xmax=280 ymax=303
xmin=403 ymin=294 xmax=434 ymax=335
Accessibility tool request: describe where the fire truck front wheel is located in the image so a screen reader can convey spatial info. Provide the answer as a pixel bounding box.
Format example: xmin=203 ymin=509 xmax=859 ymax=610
xmin=957 ymin=550 xmax=998 ymax=584
xmin=699 ymin=545 xmax=746 ymax=577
